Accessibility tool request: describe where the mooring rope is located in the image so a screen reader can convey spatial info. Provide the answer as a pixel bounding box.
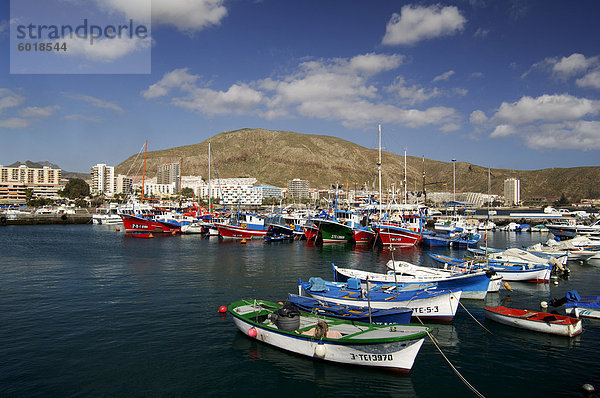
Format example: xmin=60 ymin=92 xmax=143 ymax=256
xmin=416 ymin=316 xmax=486 ymax=398
xmin=458 ymin=300 xmax=493 ymax=335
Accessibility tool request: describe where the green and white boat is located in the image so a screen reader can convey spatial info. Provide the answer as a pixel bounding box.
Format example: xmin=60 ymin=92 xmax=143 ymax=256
xmin=228 ymin=299 xmax=432 ymax=373
xmin=312 ymin=218 xmax=353 ymax=243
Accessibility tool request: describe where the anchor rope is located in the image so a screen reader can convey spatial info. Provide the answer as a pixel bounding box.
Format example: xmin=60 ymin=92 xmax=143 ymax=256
xmin=458 ymin=300 xmax=493 ymax=335
xmin=416 ymin=316 xmax=486 ymax=398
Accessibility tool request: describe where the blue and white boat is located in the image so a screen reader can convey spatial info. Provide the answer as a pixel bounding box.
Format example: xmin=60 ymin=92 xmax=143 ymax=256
xmin=332 ymin=262 xmax=498 ymax=300
xmin=421 ymin=229 xmax=481 ymax=247
xmin=287 ymin=294 xmax=413 ymax=324
xmin=299 ymin=277 xmax=462 ymax=322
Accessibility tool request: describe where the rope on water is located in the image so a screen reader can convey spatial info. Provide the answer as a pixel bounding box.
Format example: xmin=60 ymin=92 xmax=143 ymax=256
xmin=416 ymin=316 xmax=486 ymax=398
xmin=458 ymin=300 xmax=493 ymax=335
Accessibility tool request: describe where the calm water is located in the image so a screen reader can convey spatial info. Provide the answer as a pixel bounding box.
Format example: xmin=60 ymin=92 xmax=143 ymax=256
xmin=1 ymin=225 xmax=599 ymax=397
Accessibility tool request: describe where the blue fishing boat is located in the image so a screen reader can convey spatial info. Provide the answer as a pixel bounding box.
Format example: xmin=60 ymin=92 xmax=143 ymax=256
xmin=421 ymin=229 xmax=481 ymax=247
xmin=298 ymin=277 xmax=461 ymax=322
xmin=287 ymin=294 xmax=413 ymax=324
xmin=550 ymin=290 xmax=600 ymax=319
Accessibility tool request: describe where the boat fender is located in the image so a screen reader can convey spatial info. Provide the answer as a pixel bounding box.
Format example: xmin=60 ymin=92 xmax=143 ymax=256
xmin=503 ymin=282 xmax=512 ymax=291
xmin=0 ymin=216 xmax=6 ymax=224
xmin=61 ymin=214 xmax=67 ymax=221
xmin=247 ymin=328 xmax=257 ymax=338
xmin=314 ymin=343 xmax=326 ymax=358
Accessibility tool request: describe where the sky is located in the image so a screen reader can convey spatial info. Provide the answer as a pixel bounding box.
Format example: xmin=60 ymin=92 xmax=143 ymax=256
xmin=1 ymin=0 xmax=600 ymax=173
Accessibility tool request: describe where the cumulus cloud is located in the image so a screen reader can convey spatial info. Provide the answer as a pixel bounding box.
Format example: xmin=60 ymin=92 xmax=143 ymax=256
xmin=433 ymin=70 xmax=455 ymax=82
xmin=523 ymin=53 xmax=599 ymax=80
xmin=0 ymin=117 xmax=31 ymax=129
xmin=19 ymin=105 xmax=60 ymax=118
xmin=54 ymin=36 xmax=150 ymax=63
xmin=100 ymin=0 xmax=227 ymax=33
xmin=493 ymin=94 xmax=600 ymax=125
xmin=576 ymin=69 xmax=600 ymax=90
xmin=64 ymin=114 xmax=101 ymax=122
xmin=386 ymin=76 xmax=441 ymax=105
xmin=487 ymin=94 xmax=600 ymax=150
xmin=0 ymin=88 xmax=26 ymax=112
xmin=63 ymin=93 xmax=124 ymax=113
xmin=143 ymin=53 xmax=460 ymax=130
xmin=469 ymin=110 xmax=488 ymax=124
xmin=382 ymin=5 xmax=466 ymax=46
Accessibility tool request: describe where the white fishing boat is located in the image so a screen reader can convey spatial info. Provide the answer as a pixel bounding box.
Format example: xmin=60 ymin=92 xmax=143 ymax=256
xmin=228 ymin=299 xmax=431 ymax=374
xmin=484 ymin=306 xmax=582 ymax=337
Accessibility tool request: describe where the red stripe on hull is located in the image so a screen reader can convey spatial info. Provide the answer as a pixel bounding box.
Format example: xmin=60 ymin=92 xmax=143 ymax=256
xmin=375 ymin=226 xmax=421 ymax=247
xmin=353 ymin=230 xmax=375 ymax=244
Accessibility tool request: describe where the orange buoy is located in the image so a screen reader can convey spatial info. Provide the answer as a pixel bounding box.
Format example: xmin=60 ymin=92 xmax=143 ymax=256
xmin=116 ymin=227 xmax=120 ymax=232
xmin=504 ymin=281 xmax=512 ymax=291
xmin=241 ymin=238 xmax=247 ymax=244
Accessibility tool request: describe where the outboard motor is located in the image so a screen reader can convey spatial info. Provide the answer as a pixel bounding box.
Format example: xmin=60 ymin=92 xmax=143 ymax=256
xmin=269 ymin=302 xmax=301 ymax=332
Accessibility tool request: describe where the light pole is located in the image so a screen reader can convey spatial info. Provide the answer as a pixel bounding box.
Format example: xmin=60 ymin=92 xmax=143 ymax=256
xmin=452 ymin=159 xmax=456 ymax=215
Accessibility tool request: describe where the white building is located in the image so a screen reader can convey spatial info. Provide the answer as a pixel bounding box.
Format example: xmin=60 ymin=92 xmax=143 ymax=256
xmin=288 ymin=178 xmax=310 ymax=199
xmin=0 ymin=164 xmax=62 ymax=201
xmin=90 ymin=164 xmax=115 ymax=196
xmin=115 ymin=175 xmax=133 ymax=195
xmin=144 ymin=182 xmax=177 ymax=197
xmin=504 ymin=178 xmax=521 ymax=206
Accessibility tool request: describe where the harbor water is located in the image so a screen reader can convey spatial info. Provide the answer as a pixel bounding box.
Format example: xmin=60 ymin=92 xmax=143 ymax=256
xmin=1 ymin=225 xmax=599 ymax=397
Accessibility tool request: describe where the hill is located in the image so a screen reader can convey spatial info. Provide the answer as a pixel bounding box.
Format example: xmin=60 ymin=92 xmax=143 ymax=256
xmin=115 ymin=128 xmax=600 ymax=201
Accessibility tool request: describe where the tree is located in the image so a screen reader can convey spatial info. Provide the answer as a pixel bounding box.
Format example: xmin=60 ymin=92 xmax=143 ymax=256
xmin=60 ymin=178 xmax=90 ymax=199
xmin=181 ymin=187 xmax=194 ymax=198
xmin=555 ymin=193 xmax=569 ymax=206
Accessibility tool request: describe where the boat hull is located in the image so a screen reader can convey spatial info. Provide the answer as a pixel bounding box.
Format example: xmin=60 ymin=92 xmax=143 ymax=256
xmin=314 ymin=219 xmax=353 ymax=243
xmin=229 ymin=300 xmax=429 ymax=373
xmin=120 ymin=214 xmax=181 ymax=234
xmin=374 ymin=224 xmax=422 ymax=247
xmin=484 ymin=306 xmax=582 ymax=337
xmin=215 ymin=223 xmax=267 ymax=239
xmin=352 ymin=228 xmax=375 ymax=244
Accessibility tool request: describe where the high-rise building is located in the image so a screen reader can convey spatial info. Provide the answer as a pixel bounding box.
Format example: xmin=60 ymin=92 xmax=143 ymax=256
xmin=157 ymin=162 xmax=180 ymax=193
xmin=0 ymin=164 xmax=62 ymax=202
xmin=504 ymin=178 xmax=521 ymax=206
xmin=288 ymin=179 xmax=310 ymax=199
xmin=115 ymin=174 xmax=133 ymax=195
xmin=90 ymin=164 xmax=115 ymax=196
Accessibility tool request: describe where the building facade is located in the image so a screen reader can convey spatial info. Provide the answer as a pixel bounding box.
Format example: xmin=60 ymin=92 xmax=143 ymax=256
xmin=90 ymin=164 xmax=115 ymax=196
xmin=115 ymin=175 xmax=133 ymax=195
xmin=157 ymin=162 xmax=180 ymax=193
xmin=288 ymin=178 xmax=310 ymax=199
xmin=0 ymin=164 xmax=62 ymax=202
xmin=504 ymin=178 xmax=521 ymax=206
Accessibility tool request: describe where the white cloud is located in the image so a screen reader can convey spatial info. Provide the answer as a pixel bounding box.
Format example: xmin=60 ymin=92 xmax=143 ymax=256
xmin=0 ymin=117 xmax=31 ymax=129
xmin=386 ymin=76 xmax=441 ymax=105
xmin=576 ymin=69 xmax=600 ymax=90
xmin=0 ymin=20 xmax=8 ymax=34
xmin=382 ymin=5 xmax=466 ymax=46
xmin=19 ymin=105 xmax=59 ymax=118
xmin=141 ymin=68 xmax=200 ymax=99
xmin=64 ymin=114 xmax=101 ymax=122
xmin=100 ymin=0 xmax=227 ymax=33
xmin=63 ymin=93 xmax=124 ymax=113
xmin=552 ymin=53 xmax=598 ymax=77
xmin=55 ymin=36 xmax=150 ymax=62
xmin=487 ymin=94 xmax=600 ymax=149
xmin=143 ymin=53 xmax=460 ymax=131
xmin=524 ymin=121 xmax=600 ymax=150
xmin=474 ymin=28 xmax=489 ymax=39
xmin=433 ymin=70 xmax=455 ymax=82
xmin=0 ymin=88 xmax=26 ymax=112
xmin=469 ymin=110 xmax=487 ymax=124
xmin=493 ymin=94 xmax=600 ymax=126
xmin=490 ymin=124 xmax=516 ymax=137
xmin=172 ymin=83 xmax=264 ymax=116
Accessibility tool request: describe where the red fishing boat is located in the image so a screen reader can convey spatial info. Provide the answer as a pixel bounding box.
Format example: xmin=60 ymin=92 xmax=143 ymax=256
xmin=484 ymin=306 xmax=582 ymax=337
xmin=352 ymin=228 xmax=375 ymax=244
xmin=373 ymin=222 xmax=422 ymax=247
xmin=302 ymin=225 xmax=319 ymax=241
xmin=120 ymin=213 xmax=182 ymax=234
xmin=214 ymin=223 xmax=267 ymax=239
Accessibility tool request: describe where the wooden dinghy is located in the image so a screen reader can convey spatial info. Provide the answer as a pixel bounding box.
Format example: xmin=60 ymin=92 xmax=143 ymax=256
xmin=484 ymin=306 xmax=582 ymax=337
xmin=228 ymin=299 xmax=431 ymax=374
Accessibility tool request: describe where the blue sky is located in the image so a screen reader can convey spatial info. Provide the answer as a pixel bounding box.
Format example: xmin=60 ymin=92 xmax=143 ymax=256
xmin=1 ymin=0 xmax=600 ymax=173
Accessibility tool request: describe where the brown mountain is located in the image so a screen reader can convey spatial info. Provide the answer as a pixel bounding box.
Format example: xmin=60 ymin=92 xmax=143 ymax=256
xmin=115 ymin=128 xmax=600 ymax=201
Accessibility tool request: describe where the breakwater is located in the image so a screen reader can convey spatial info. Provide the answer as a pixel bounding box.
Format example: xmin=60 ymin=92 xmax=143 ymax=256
xmin=0 ymin=212 xmax=92 ymax=225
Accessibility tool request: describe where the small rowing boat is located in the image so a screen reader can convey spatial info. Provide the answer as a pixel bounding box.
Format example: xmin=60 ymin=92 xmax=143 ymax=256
xmin=228 ymin=299 xmax=431 ymax=373
xmin=484 ymin=306 xmax=582 ymax=337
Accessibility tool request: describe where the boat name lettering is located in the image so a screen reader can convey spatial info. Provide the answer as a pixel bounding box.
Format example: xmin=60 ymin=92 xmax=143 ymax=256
xmin=412 ymin=306 xmax=439 ymax=314
xmin=350 ymin=353 xmax=393 ymax=361
xmin=331 ymin=235 xmax=345 ymax=239
xmin=131 ymin=224 xmax=149 ymax=229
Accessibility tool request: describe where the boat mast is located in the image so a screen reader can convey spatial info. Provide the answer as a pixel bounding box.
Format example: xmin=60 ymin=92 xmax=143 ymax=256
xmin=378 ymin=124 xmax=382 ymax=219
xmin=208 ymin=142 xmax=211 ymax=214
xmin=404 ymin=148 xmax=407 ymax=205
xmin=141 ymin=140 xmax=147 ymax=203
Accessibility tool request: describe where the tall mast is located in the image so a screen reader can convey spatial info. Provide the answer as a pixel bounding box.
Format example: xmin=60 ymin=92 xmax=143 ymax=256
xmin=422 ymin=155 xmax=426 ymax=204
xmin=404 ymin=148 xmax=407 ymax=205
xmin=141 ymin=140 xmax=147 ymax=203
xmin=378 ymin=124 xmax=382 ymax=218
xmin=208 ymin=142 xmax=212 ymax=214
